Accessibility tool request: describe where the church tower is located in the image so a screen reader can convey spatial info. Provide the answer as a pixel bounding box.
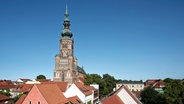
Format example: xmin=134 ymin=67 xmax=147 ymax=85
xmin=53 ymin=4 xmax=86 ymax=84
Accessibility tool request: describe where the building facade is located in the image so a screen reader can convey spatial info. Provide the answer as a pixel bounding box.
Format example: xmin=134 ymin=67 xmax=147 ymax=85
xmin=116 ymin=81 xmax=144 ymax=92
xmin=53 ymin=4 xmax=86 ymax=84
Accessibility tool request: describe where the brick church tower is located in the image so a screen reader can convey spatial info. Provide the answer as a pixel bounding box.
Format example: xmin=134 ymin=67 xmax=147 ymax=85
xmin=53 ymin=4 xmax=86 ymax=84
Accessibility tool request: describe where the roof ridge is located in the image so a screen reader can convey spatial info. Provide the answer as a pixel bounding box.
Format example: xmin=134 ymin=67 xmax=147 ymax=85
xmin=35 ymin=85 xmax=48 ymax=104
xmin=36 ymin=84 xmax=69 ymax=104
xmin=123 ymin=86 xmax=142 ymax=104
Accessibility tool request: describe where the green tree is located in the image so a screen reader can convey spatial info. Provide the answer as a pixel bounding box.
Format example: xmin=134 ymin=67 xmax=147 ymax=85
xmin=0 ymin=88 xmax=11 ymax=97
xmin=36 ymin=75 xmax=46 ymax=79
xmin=84 ymin=74 xmax=103 ymax=97
xmin=102 ymin=74 xmax=116 ymax=96
xmin=164 ymin=78 xmax=173 ymax=83
xmin=163 ymin=79 xmax=184 ymax=104
xmin=13 ymin=93 xmax=23 ymax=103
xmin=140 ymin=86 xmax=160 ymax=104
xmin=84 ymin=74 xmax=102 ymax=85
xmin=84 ymin=73 xmax=117 ymax=98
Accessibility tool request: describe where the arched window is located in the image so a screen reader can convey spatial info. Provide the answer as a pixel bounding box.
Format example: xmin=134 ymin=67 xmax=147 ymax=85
xmin=67 ymin=71 xmax=70 ymax=78
xmin=56 ymin=72 xmax=60 ymax=78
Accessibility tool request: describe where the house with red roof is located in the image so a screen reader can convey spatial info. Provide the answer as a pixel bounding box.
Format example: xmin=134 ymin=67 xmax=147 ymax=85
xmin=0 ymin=80 xmax=14 ymax=86
xmin=13 ymin=82 xmax=69 ymax=98
xmin=0 ymin=80 xmax=17 ymax=98
xmin=116 ymin=80 xmax=144 ymax=99
xmin=64 ymin=82 xmax=99 ymax=104
xmin=0 ymin=80 xmax=15 ymax=90
xmin=145 ymin=79 xmax=165 ymax=93
xmin=102 ymin=85 xmax=142 ymax=104
xmin=16 ymin=84 xmax=70 ymax=104
xmin=0 ymin=94 xmax=13 ymax=104
xmin=11 ymin=84 xmax=34 ymax=102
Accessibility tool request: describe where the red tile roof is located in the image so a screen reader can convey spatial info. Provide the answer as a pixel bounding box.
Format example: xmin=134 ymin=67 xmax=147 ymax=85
xmin=15 ymin=94 xmax=27 ymax=104
xmin=0 ymin=94 xmax=10 ymax=101
xmin=41 ymin=82 xmax=68 ymax=92
xmin=78 ymin=77 xmax=85 ymax=83
xmin=36 ymin=84 xmax=69 ymax=104
xmin=0 ymin=80 xmax=15 ymax=89
xmin=74 ymin=82 xmax=94 ymax=96
xmin=102 ymin=85 xmax=141 ymax=104
xmin=68 ymin=96 xmax=82 ymax=104
xmin=20 ymin=84 xmax=33 ymax=92
xmin=145 ymin=79 xmax=165 ymax=88
xmin=0 ymin=85 xmax=16 ymax=89
xmin=102 ymin=95 xmax=124 ymax=104
xmin=0 ymin=80 xmax=13 ymax=85
xmin=154 ymin=80 xmax=165 ymax=88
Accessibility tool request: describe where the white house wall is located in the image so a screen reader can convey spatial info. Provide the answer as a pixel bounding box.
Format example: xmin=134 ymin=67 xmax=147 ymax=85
xmin=117 ymin=88 xmax=137 ymax=104
xmin=85 ymin=95 xmax=92 ymax=103
xmin=64 ymin=84 xmax=86 ymax=103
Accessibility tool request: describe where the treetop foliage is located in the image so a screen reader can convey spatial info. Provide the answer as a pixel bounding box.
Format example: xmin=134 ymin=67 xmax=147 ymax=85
xmin=84 ymin=73 xmax=116 ymax=97
xmin=36 ymin=75 xmax=46 ymax=79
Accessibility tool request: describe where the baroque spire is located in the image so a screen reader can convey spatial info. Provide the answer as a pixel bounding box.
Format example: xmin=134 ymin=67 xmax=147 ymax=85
xmin=65 ymin=3 xmax=69 ymax=20
xmin=62 ymin=3 xmax=72 ymax=38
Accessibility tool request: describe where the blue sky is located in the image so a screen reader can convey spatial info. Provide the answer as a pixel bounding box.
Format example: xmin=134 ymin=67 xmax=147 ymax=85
xmin=0 ymin=0 xmax=184 ymax=81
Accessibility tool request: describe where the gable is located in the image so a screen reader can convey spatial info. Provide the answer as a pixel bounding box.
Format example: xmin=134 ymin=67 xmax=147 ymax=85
xmin=117 ymin=88 xmax=137 ymax=104
xmin=117 ymin=86 xmax=141 ymax=104
xmin=64 ymin=83 xmax=85 ymax=103
xmin=22 ymin=85 xmax=47 ymax=104
xmin=103 ymin=85 xmax=141 ymax=104
xmin=74 ymin=83 xmax=94 ymax=96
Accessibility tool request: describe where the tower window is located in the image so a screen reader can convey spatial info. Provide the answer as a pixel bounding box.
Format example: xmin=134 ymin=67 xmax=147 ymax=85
xmin=56 ymin=72 xmax=59 ymax=78
xmin=29 ymin=101 xmax=31 ymax=104
xmin=38 ymin=101 xmax=40 ymax=104
xmin=67 ymin=72 xmax=70 ymax=78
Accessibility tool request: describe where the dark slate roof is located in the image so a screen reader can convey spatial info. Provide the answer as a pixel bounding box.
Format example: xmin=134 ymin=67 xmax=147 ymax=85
xmin=77 ymin=66 xmax=86 ymax=74
xmin=117 ymin=80 xmax=143 ymax=84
